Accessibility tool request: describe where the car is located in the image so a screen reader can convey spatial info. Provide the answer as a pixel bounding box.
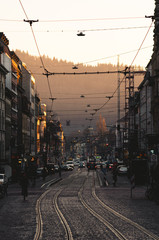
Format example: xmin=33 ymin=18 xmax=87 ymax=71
xmin=87 ymin=160 xmax=97 ymax=170
xmin=0 ymin=174 xmax=8 ymax=196
xmin=61 ymin=164 xmax=73 ymax=171
xmin=100 ymin=162 xmax=107 ymax=168
xmin=54 ymin=165 xmax=59 ymax=172
xmin=47 ymin=163 xmax=55 ymax=174
xmin=78 ymin=162 xmax=85 ymax=168
xmin=0 ymin=174 xmax=8 ymax=185
xmin=108 ymin=163 xmax=114 ymax=170
xmin=96 ymin=162 xmax=101 ymax=169
xmin=66 ymin=161 xmax=74 ymax=169
xmin=117 ymin=165 xmax=128 ymax=175
xmin=73 ymin=161 xmax=80 ymax=166
xmin=116 ymin=158 xmax=124 ymax=165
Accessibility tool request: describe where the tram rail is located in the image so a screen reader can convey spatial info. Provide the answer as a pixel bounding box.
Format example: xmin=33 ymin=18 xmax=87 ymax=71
xmin=92 ymin=171 xmax=159 ymax=240
xmin=33 ymin=169 xmax=159 ymax=240
xmin=78 ymin=172 xmax=127 ymax=240
xmin=53 ymin=189 xmax=73 ymax=240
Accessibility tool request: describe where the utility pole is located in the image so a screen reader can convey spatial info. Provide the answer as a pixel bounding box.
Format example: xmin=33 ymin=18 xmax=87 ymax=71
xmin=117 ymin=55 xmax=120 ymax=123
xmin=117 ymin=55 xmax=121 ymax=156
xmin=124 ymin=67 xmax=135 ymax=162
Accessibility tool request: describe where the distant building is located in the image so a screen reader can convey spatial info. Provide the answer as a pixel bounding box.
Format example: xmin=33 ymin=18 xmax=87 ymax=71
xmin=138 ymin=62 xmax=153 ymax=153
xmin=0 ymin=33 xmax=8 ymax=174
xmin=147 ymin=1 xmax=159 ymax=157
xmin=21 ymin=63 xmax=32 ymax=154
xmin=35 ymin=93 xmax=40 ymax=155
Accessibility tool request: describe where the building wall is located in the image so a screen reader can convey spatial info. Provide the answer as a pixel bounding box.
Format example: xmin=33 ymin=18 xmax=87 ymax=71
xmin=5 ymin=88 xmax=12 ymax=164
xmin=0 ymin=71 xmax=5 ymax=163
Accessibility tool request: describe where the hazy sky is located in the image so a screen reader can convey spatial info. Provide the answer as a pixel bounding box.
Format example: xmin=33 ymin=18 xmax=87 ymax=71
xmin=0 ymin=0 xmax=155 ymax=68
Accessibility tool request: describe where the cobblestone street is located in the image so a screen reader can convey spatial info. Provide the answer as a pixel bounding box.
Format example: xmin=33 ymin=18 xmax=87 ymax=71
xmin=0 ymin=169 xmax=159 ymax=240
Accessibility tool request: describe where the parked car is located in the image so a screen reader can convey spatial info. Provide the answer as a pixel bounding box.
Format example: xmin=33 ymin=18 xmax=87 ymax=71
xmin=54 ymin=165 xmax=59 ymax=172
xmin=61 ymin=164 xmax=73 ymax=171
xmin=73 ymin=161 xmax=80 ymax=166
xmin=47 ymin=163 xmax=55 ymax=174
xmin=0 ymin=174 xmax=8 ymax=196
xmin=66 ymin=161 xmax=74 ymax=169
xmin=0 ymin=174 xmax=8 ymax=185
xmin=117 ymin=165 xmax=128 ymax=175
xmin=116 ymin=158 xmax=124 ymax=165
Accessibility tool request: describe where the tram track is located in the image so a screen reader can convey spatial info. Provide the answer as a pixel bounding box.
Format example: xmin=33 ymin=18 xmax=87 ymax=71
xmin=53 ymin=189 xmax=73 ymax=240
xmin=78 ymin=172 xmax=127 ymax=240
xmin=34 ymin=189 xmax=50 ymax=240
xmin=33 ymin=171 xmax=80 ymax=240
xmin=78 ymin=170 xmax=159 ymax=240
xmin=92 ymin=171 xmax=159 ymax=240
xmin=92 ymin=187 xmax=159 ymax=240
xmin=33 ymin=169 xmax=159 ymax=240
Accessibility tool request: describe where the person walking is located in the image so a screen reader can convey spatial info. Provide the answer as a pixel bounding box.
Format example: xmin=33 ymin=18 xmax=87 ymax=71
xmin=42 ymin=167 xmax=47 ymax=181
xmin=101 ymin=164 xmax=108 ymax=186
xmin=20 ymin=172 xmax=28 ymax=200
xmin=112 ymin=162 xmax=118 ymax=187
xmin=58 ymin=162 xmax=61 ymax=178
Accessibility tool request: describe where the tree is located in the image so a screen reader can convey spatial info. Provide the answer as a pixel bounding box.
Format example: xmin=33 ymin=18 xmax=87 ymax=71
xmin=96 ymin=114 xmax=108 ymax=136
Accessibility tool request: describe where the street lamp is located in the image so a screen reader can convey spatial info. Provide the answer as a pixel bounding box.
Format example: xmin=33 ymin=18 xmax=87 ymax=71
xmin=77 ymin=31 xmax=85 ymax=36
xmin=72 ymin=65 xmax=78 ymax=69
xmin=105 ymin=96 xmax=113 ymax=100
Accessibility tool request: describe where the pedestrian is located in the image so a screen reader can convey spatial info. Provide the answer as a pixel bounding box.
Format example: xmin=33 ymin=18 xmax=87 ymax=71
xmin=3 ymin=181 xmax=8 ymax=196
xmin=58 ymin=163 xmax=61 ymax=178
xmin=112 ymin=162 xmax=118 ymax=187
xmin=100 ymin=164 xmax=108 ymax=186
xmin=153 ymin=161 xmax=159 ymax=204
xmin=42 ymin=167 xmax=47 ymax=181
xmin=20 ymin=172 xmax=28 ymax=200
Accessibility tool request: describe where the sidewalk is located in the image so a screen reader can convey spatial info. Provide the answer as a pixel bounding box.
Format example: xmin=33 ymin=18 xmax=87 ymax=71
xmin=97 ymin=169 xmax=131 ymax=187
xmin=0 ymin=173 xmax=62 ymax=240
xmin=96 ymin=168 xmax=148 ymax=200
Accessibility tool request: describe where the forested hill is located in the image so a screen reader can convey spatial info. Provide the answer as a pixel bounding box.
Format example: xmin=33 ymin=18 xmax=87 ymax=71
xmin=15 ymin=49 xmax=143 ymax=97
xmin=15 ymin=49 xmax=144 ymax=134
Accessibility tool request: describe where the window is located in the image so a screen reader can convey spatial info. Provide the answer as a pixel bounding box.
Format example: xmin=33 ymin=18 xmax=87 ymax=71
xmin=12 ymin=82 xmax=17 ymax=93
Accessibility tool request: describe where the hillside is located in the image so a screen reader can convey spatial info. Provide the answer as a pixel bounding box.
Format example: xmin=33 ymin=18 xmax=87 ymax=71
xmin=15 ymin=50 xmax=144 ymax=135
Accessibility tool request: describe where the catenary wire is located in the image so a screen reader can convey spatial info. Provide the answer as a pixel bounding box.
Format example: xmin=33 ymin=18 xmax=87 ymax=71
xmin=16 ymin=3 xmax=153 ymax=124
xmin=0 ymin=16 xmax=145 ymax=23
xmin=18 ymin=0 xmax=53 ymax=103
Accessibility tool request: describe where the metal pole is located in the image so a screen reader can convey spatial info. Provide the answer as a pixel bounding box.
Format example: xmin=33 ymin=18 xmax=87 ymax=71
xmin=117 ymin=55 xmax=120 ymax=122
xmin=117 ymin=55 xmax=121 ymax=152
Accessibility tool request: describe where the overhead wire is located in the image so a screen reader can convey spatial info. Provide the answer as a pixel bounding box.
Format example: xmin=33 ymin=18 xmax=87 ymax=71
xmin=80 ymin=46 xmax=152 ymax=66
xmin=2 ymin=25 xmax=152 ymax=33
xmin=15 ymin=3 xmax=154 ymax=129
xmin=18 ymin=0 xmax=53 ymax=108
xmin=93 ymin=18 xmax=154 ymax=116
xmin=78 ymin=26 xmax=152 ymax=33
xmin=0 ymin=16 xmax=145 ymax=23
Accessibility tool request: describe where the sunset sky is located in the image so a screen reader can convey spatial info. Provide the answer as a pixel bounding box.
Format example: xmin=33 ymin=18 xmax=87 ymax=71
xmin=0 ymin=0 xmax=155 ymax=68
xmin=0 ymin=0 xmax=156 ymax=135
